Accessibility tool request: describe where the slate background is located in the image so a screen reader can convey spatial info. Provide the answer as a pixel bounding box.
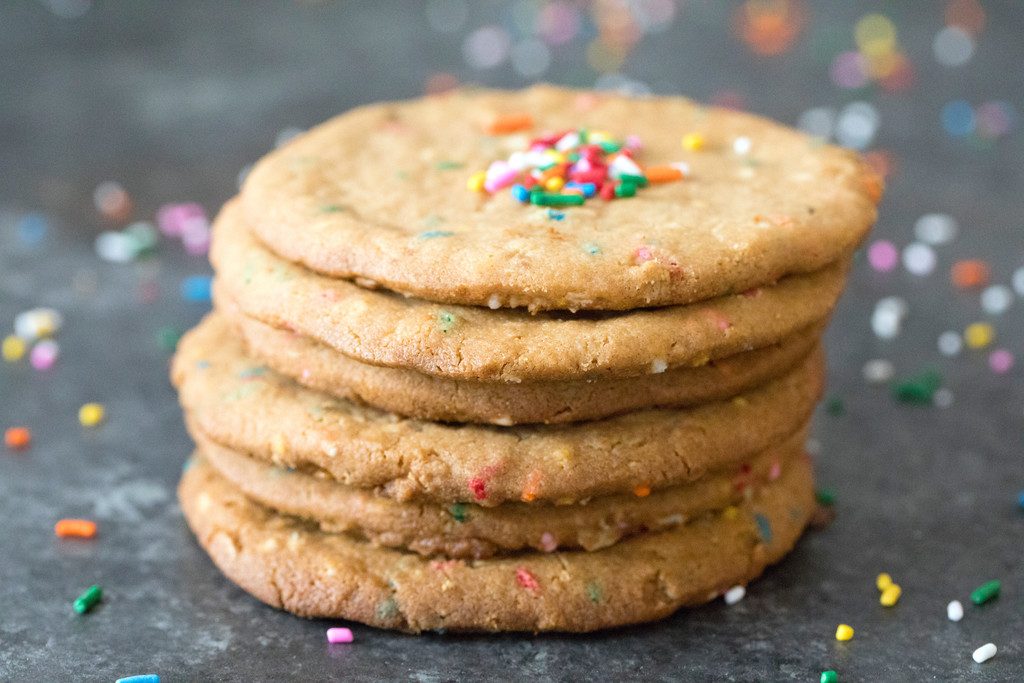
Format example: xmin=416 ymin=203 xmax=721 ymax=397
xmin=1 ymin=1 xmax=1022 ymax=680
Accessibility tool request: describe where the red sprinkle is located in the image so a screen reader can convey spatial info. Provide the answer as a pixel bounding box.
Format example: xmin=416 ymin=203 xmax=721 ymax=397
xmin=469 ymin=477 xmax=487 ymax=501
xmin=515 ymin=567 xmax=540 ymax=592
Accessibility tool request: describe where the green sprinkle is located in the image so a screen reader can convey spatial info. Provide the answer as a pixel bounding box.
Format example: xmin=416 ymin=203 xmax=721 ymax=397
xmin=578 ymin=128 xmax=588 ymax=143
xmin=320 ymin=204 xmax=348 ymax=213
xmin=971 ymin=579 xmax=1001 ymax=605
xmin=614 ymin=181 xmax=637 ymax=198
xmin=754 ymin=513 xmax=772 ymax=543
xmin=597 ymin=140 xmax=621 ymax=153
xmin=583 ymin=243 xmax=601 ymax=255
xmin=449 ymin=503 xmax=468 ymax=523
xmin=815 ymin=488 xmax=836 ymax=506
xmin=586 ymin=581 xmax=603 ymax=603
xmin=825 ymin=396 xmax=845 ymax=416
xmin=820 ymin=671 xmax=838 ymax=683
xmin=435 ymin=160 xmax=464 ymax=170
xmin=73 ymin=584 xmax=102 ymax=614
xmin=891 ymin=370 xmax=942 ymax=404
xmin=156 ymin=326 xmax=181 ymax=352
xmin=238 ymin=366 xmax=267 ymax=379
xmin=418 ymin=229 xmax=454 ymax=239
xmin=376 ymin=597 xmax=400 ymax=619
xmin=530 ymin=192 xmax=585 ymax=207
xmin=437 ymin=311 xmax=456 ymax=333
xmin=617 ymin=173 xmax=648 ymax=187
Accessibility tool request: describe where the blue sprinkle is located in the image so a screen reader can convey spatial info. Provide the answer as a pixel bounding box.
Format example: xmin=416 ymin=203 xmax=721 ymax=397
xmin=418 ymin=230 xmax=454 ymax=239
xmin=565 ymin=181 xmax=596 ymax=198
xmin=238 ymin=366 xmax=267 ymax=379
xmin=180 ymin=275 xmax=212 ymax=303
xmin=511 ymin=184 xmax=531 ymax=203
xmin=195 ymin=360 xmax=210 ymax=370
xmin=755 ymin=513 xmax=773 ymax=544
xmin=583 ymin=243 xmax=601 ymax=255
xmin=941 ymin=100 xmax=975 ymax=137
xmin=1017 ymin=490 xmax=1024 ymax=511
xmin=16 ymin=212 xmax=48 ymax=246
xmin=546 ymin=209 xmax=565 ymax=221
xmin=116 ymin=674 xmax=160 ymax=683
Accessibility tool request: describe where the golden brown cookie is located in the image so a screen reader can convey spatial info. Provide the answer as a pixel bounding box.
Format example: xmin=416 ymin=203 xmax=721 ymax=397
xmin=172 ymin=315 xmax=824 ymax=505
xmin=212 ymin=199 xmax=848 ymax=381
xmin=240 ymin=84 xmax=879 ymax=311
xmin=199 ymin=428 xmax=807 ymax=559
xmin=180 ymin=453 xmax=813 ymax=632
xmin=222 ymin=299 xmax=823 ymax=424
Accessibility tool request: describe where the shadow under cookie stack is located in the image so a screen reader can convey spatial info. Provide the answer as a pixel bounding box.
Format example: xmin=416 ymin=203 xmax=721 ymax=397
xmin=174 ymin=86 xmax=881 ymax=633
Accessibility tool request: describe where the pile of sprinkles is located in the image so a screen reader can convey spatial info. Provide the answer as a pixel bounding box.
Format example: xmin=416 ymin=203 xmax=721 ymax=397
xmin=469 ymin=116 xmax=685 ymax=206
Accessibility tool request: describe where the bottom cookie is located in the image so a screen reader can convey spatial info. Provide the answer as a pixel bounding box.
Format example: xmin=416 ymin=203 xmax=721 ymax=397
xmin=179 ymin=454 xmax=814 ymax=633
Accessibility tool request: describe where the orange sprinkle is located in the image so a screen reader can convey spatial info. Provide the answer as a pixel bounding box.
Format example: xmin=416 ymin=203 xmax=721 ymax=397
xmin=633 ymin=484 xmax=651 ymax=498
xmin=55 ymin=519 xmax=97 ymax=539
xmin=520 ymin=469 xmax=542 ymax=503
xmin=951 ymin=259 xmax=990 ymax=289
xmin=644 ymin=165 xmax=685 ymax=183
xmin=4 ymin=426 xmax=31 ymax=450
xmin=861 ymin=168 xmax=885 ymax=203
xmin=484 ymin=113 xmax=534 ymax=135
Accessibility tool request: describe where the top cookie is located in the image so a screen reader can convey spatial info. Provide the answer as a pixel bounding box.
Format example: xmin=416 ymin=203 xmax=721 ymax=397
xmin=241 ymin=84 xmax=880 ymax=311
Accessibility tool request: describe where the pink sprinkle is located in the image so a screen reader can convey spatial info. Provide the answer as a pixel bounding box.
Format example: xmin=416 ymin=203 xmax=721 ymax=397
xmin=634 ymin=246 xmax=654 ymax=264
xmin=181 ymin=219 xmax=211 ymax=255
xmin=989 ymin=348 xmax=1014 ymax=374
xmin=625 ymin=134 xmax=643 ymax=151
xmin=867 ymin=240 xmax=899 ymax=272
xmin=326 ymin=627 xmax=353 ymax=644
xmin=768 ymin=460 xmax=782 ymax=481
xmin=515 ymin=567 xmax=540 ymax=592
xmin=484 ymin=161 xmax=517 ymax=193
xmin=30 ymin=339 xmax=59 ymax=370
xmin=156 ymin=202 xmax=206 ymax=238
xmin=539 ymin=532 xmax=557 ymax=552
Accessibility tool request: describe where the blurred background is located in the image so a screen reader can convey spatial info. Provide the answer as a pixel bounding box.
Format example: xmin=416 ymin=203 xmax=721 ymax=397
xmin=2 ymin=1 xmax=1023 ymax=680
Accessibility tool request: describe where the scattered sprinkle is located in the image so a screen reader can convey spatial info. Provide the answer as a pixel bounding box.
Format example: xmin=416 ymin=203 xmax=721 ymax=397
xmin=448 ymin=503 xmax=468 ymax=523
xmin=78 ymin=402 xmax=105 ymax=427
xmin=30 ymin=339 xmax=59 ymax=370
xmin=947 ymin=599 xmax=964 ymax=622
xmin=14 ymin=307 xmax=62 ymax=340
xmin=963 ymin=322 xmax=993 ymax=349
xmin=816 ymin=488 xmax=836 ymax=506
xmin=820 ymin=671 xmax=838 ymax=683
xmin=867 ymin=239 xmax=898 ymax=272
xmin=2 ymin=335 xmax=26 ymax=362
xmin=73 ymin=584 xmax=102 ymax=614
xmin=902 ymin=242 xmax=936 ymax=276
xmin=515 ymin=567 xmax=540 ymax=592
xmin=835 ymin=623 xmax=854 ymax=641
xmin=632 ymin=484 xmax=651 ymax=497
xmin=754 ymin=513 xmax=773 ymax=543
xmin=880 ymin=584 xmax=902 ymax=607
xmin=951 ymin=259 xmax=990 ymax=289
xmin=4 ymin=426 xmax=31 ymax=450
xmin=55 ymin=519 xmax=97 ymax=539
xmin=988 ymin=348 xmax=1014 ymax=374
xmin=876 ymin=573 xmax=893 ymax=591
xmin=972 ymin=643 xmax=997 ymax=664
xmin=862 ymin=359 xmax=894 ymax=384
xmin=723 ymin=585 xmax=746 ymax=605
xmin=115 ymin=676 xmax=160 ymax=683
xmin=326 ymin=627 xmax=354 ymax=644
xmin=180 ymin=275 xmax=213 ymax=303
xmin=484 ymin=112 xmax=534 ymax=135
xmin=892 ymin=370 xmax=942 ymax=404
xmin=970 ymin=579 xmax=1000 ymax=605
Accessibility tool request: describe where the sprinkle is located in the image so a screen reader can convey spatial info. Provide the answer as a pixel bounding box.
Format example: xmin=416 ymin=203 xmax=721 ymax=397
xmin=937 ymin=331 xmax=963 ymax=356
xmin=157 ymin=327 xmax=182 ymax=352
xmin=448 ymin=503 xmax=468 ymax=522
xmin=515 ymin=567 xmax=540 ymax=592
xmin=825 ymin=396 xmax=844 ymax=416
xmin=876 ymin=572 xmax=893 ymax=591
xmin=30 ymin=339 xmax=59 ymax=370
xmin=78 ymin=403 xmax=105 ymax=427
xmin=586 ymin=582 xmax=603 ymax=603
xmin=970 ymin=579 xmax=1000 ymax=605
xmin=14 ymin=307 xmax=62 ymax=340
xmin=723 ymin=585 xmax=746 ymax=605
xmin=754 ymin=513 xmax=773 ymax=543
xmin=867 ymin=240 xmax=899 ymax=272
xmin=530 ymin=192 xmax=584 ymax=207
xmin=115 ymin=676 xmax=160 ymax=683
xmin=467 ymin=171 xmax=486 ymax=192
xmin=862 ymin=359 xmax=894 ymax=384
xmin=2 ymin=335 xmax=25 ymax=362
xmin=434 ymin=160 xmax=464 ymax=170
xmin=417 ymin=229 xmax=453 ymax=240
xmin=539 ymin=532 xmax=557 ymax=552
xmin=437 ymin=311 xmax=457 ymax=333
xmin=989 ymin=348 xmax=1014 ymax=374
xmin=469 ymin=477 xmax=487 ymax=501
xmin=1018 ymin=490 xmax=1024 ymax=510
xmin=951 ymin=259 xmax=990 ymax=288
xmin=73 ymin=584 xmax=102 ymax=614
xmin=55 ymin=519 xmax=97 ymax=538
xmin=546 ymin=209 xmax=565 ymax=221
xmin=511 ymin=184 xmax=531 ymax=203
xmin=820 ymin=671 xmax=838 ymax=683
xmin=892 ymin=370 xmax=942 ymax=404
xmin=902 ymin=242 xmax=936 ymax=276
xmin=326 ymin=627 xmax=354 ymax=644
xmin=947 ymin=599 xmax=964 ymax=621
xmin=681 ymin=132 xmax=705 ymax=150
xmin=645 ymin=165 xmax=685 ymax=183
xmin=816 ymin=488 xmax=836 ymax=505
xmin=834 ymin=624 xmax=854 ymax=641
xmin=722 ymin=505 xmax=740 ymax=520
xmin=180 ymin=275 xmax=212 ymax=303
xmin=5 ymin=427 xmax=31 ymax=450
xmin=972 ymin=643 xmax=997 ymax=664
xmin=963 ymin=322 xmax=994 ymax=349
xmin=633 ymin=484 xmax=651 ymax=498
xmin=485 ymin=113 xmax=533 ymax=135
xmin=880 ymin=584 xmax=902 ymax=607
xmin=914 ymin=213 xmax=958 ymax=244
xmin=980 ymin=285 xmax=1013 ymax=315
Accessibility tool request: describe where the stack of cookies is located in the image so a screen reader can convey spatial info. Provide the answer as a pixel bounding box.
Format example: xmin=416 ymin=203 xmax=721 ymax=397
xmin=174 ymin=86 xmax=881 ymax=632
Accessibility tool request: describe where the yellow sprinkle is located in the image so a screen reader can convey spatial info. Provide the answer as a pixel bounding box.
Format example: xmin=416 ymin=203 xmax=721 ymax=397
xmin=835 ymin=624 xmax=855 ymax=641
xmin=722 ymin=505 xmax=739 ymax=520
xmin=880 ymin=584 xmax=902 ymax=607
xmin=964 ymin=322 xmax=994 ymax=349
xmin=467 ymin=171 xmax=486 ymax=192
xmin=876 ymin=572 xmax=893 ymax=591
xmin=2 ymin=335 xmax=26 ymax=362
xmin=78 ymin=403 xmax=105 ymax=427
xmin=544 ymin=176 xmax=565 ymax=192
xmin=681 ymin=133 xmax=705 ymax=151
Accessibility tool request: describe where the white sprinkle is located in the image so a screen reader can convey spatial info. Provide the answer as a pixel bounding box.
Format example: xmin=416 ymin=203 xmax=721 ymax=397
xmin=723 ymin=585 xmax=746 ymax=605
xmin=1012 ymin=267 xmax=1024 ymax=297
xmin=732 ymin=136 xmax=752 ymax=155
xmin=871 ymin=307 xmax=902 ymax=340
xmin=980 ymin=285 xmax=1013 ymax=315
xmin=902 ymin=242 xmax=937 ymax=276
xmin=947 ymin=599 xmax=964 ymax=622
xmin=934 ymin=388 xmax=954 ymax=409
xmin=835 ymin=101 xmax=880 ymax=150
xmin=914 ymin=213 xmax=958 ymax=245
xmin=487 ymin=294 xmax=501 ymax=310
xmin=13 ymin=308 xmax=63 ymax=340
xmin=972 ymin=642 xmax=997 ymax=664
xmin=797 ymin=107 xmax=836 ymax=140
xmin=938 ymin=331 xmax=963 ymax=356
xmin=650 ymin=358 xmax=668 ymax=374
xmin=933 ymin=26 xmax=974 ymax=67
xmin=862 ymin=359 xmax=895 ymax=384
xmin=94 ymin=230 xmax=136 ymax=263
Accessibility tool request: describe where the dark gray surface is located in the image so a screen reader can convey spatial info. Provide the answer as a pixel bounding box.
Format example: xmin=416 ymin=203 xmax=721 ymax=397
xmin=2 ymin=1 xmax=1023 ymax=680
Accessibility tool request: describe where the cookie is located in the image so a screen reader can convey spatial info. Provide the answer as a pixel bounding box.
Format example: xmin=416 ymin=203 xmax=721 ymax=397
xmin=240 ymin=84 xmax=880 ymax=311
xmin=172 ymin=315 xmax=824 ymax=505
xmin=212 ymin=199 xmax=847 ymax=381
xmin=199 ymin=427 xmax=806 ymax=559
xmin=222 ymin=300 xmax=823 ymax=424
xmin=180 ymin=452 xmax=814 ymax=632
